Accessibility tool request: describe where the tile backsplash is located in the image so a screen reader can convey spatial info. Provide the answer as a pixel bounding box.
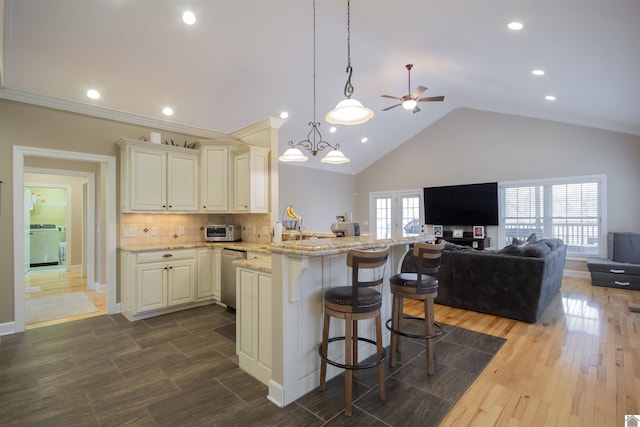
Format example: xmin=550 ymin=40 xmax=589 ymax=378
xmin=119 ymin=213 xmax=273 ymax=246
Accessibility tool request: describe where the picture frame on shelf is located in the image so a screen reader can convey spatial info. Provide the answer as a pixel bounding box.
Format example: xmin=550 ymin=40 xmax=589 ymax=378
xmin=433 ymin=225 xmax=443 ymax=237
xmin=452 ymin=229 xmax=464 ymax=238
xmin=473 ymin=225 xmax=485 ymax=238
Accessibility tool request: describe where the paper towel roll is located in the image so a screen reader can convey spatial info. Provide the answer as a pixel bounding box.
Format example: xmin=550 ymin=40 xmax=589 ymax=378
xmin=273 ymin=223 xmax=283 ymax=243
xmin=150 ymin=132 xmax=161 ymax=144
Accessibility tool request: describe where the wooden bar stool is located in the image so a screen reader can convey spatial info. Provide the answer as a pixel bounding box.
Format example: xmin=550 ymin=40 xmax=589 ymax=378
xmin=386 ymin=240 xmax=445 ymax=374
xmin=318 ymin=246 xmax=390 ymax=416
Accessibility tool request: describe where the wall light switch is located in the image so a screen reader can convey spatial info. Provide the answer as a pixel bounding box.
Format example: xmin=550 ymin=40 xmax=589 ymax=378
xmin=179 ymin=226 xmax=185 ymax=235
xmin=151 ymin=227 xmax=158 ymax=236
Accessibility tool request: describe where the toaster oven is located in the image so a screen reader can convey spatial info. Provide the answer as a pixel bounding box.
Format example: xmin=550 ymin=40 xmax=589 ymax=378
xmin=204 ymin=225 xmax=241 ymax=242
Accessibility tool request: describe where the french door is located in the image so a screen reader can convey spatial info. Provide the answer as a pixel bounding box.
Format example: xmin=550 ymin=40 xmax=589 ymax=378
xmin=370 ymin=190 xmax=423 ymax=239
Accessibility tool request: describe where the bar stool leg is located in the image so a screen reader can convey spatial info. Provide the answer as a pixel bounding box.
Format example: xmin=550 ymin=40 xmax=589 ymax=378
xmin=375 ymin=313 xmax=385 ymax=400
xmin=425 ymin=297 xmax=435 ymax=375
xmin=352 ymin=319 xmax=359 ymax=379
xmin=344 ymin=314 xmax=353 ymax=416
xmin=389 ymin=294 xmax=399 ymax=367
xmin=319 ymin=312 xmax=330 ymax=391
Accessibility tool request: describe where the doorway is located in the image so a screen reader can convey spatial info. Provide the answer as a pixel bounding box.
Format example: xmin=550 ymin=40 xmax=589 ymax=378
xmin=12 ymin=146 xmax=117 ymax=333
xmin=23 ymin=172 xmax=106 ymax=328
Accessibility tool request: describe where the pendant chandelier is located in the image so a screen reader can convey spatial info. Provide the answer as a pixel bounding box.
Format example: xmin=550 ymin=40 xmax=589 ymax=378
xmin=279 ymin=0 xmax=350 ymax=164
xmin=324 ymin=0 xmax=373 ymax=126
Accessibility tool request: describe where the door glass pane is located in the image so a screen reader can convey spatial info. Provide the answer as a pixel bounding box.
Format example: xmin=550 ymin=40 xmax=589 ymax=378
xmin=375 ymin=197 xmax=391 ymax=239
xmin=402 ymin=196 xmax=421 ymax=236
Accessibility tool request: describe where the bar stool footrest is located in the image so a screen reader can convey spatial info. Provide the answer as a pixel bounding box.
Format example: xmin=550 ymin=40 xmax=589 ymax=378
xmin=318 ymin=336 xmax=387 ymax=370
xmin=385 ymin=316 xmax=443 ymax=340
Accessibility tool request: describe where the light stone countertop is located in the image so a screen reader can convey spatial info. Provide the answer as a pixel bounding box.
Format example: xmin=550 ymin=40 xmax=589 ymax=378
xmin=270 ymin=234 xmax=435 ymax=256
xmin=233 ymin=257 xmax=272 ymax=274
xmin=118 ymin=241 xmax=272 ymax=253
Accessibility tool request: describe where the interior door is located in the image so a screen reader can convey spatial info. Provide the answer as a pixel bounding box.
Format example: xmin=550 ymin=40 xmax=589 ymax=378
xmin=24 ymin=188 xmax=30 ymax=273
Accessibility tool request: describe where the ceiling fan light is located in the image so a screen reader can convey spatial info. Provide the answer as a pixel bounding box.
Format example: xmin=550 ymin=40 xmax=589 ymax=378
xmin=325 ymin=98 xmax=374 ymax=125
xmin=279 ymin=147 xmax=309 ymax=162
xmin=402 ymin=99 xmax=417 ymax=110
xmin=320 ymin=149 xmax=351 ymax=164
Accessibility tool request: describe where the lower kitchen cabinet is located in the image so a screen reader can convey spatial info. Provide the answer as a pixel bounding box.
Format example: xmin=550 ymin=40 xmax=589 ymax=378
xmin=237 ymin=267 xmax=272 ymax=384
xmin=121 ymin=248 xmax=199 ymax=321
xmin=196 ymin=247 xmax=222 ymax=300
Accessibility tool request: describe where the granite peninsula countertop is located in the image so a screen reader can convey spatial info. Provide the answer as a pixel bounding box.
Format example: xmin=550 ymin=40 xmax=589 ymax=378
xmin=270 ymin=234 xmax=434 ymax=256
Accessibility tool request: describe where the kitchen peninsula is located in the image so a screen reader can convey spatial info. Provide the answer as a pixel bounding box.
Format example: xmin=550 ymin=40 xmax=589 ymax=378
xmin=267 ymin=234 xmax=432 ymax=407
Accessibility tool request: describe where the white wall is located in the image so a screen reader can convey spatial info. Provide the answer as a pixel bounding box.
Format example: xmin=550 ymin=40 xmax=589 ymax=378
xmin=279 ymin=164 xmax=356 ymax=232
xmin=355 ymin=108 xmax=640 ymax=270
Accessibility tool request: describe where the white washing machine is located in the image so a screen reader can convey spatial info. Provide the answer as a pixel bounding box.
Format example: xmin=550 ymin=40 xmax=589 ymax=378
xmin=30 ymin=224 xmax=60 ymax=266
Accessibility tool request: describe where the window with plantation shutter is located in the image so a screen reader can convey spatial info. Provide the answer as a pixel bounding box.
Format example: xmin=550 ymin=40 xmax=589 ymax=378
xmin=500 ymin=175 xmax=606 ymax=258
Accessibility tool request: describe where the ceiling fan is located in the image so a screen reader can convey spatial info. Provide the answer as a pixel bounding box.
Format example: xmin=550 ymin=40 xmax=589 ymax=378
xmin=381 ymin=64 xmax=444 ymax=113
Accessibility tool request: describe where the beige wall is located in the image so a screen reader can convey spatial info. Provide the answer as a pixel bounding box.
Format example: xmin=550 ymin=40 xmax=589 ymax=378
xmin=0 ymin=99 xmax=211 ymax=324
xmin=279 ymin=164 xmax=356 ymax=232
xmin=356 ymin=107 xmax=640 ymax=271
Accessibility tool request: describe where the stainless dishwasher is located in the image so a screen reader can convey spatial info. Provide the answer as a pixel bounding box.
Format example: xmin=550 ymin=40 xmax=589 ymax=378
xmin=221 ymin=248 xmax=247 ymax=309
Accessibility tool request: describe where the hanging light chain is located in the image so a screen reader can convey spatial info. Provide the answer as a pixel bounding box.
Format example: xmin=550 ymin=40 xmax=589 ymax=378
xmin=343 ymin=0 xmax=354 ymax=99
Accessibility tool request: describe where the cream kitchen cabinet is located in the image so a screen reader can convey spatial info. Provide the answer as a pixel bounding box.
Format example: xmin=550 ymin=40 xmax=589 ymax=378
xmin=196 ymin=247 xmax=222 ymax=300
xmin=232 ymin=146 xmax=269 ymax=213
xmin=237 ymin=266 xmax=272 ymax=384
xmin=120 ymin=248 xmax=197 ymax=321
xmin=199 ymin=144 xmax=229 ymax=212
xmin=117 ymin=138 xmax=199 ymax=212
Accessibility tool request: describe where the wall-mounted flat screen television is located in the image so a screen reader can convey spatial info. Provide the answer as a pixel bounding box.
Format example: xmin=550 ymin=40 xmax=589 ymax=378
xmin=424 ymin=182 xmax=499 ymax=226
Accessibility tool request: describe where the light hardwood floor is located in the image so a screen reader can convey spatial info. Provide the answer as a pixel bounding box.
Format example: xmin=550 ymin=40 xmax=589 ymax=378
xmin=403 ymin=276 xmax=640 ymax=427
xmin=24 ymin=266 xmax=107 ymax=329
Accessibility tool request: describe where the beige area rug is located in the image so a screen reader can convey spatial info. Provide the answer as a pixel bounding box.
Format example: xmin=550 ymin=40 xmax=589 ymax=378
xmin=25 ymin=292 xmax=98 ymax=324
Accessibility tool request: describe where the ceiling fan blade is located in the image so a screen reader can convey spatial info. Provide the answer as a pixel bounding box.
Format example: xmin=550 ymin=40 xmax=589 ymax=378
xmin=412 ymin=86 xmax=427 ymax=97
xmin=382 ymin=104 xmax=402 ymax=111
xmin=381 ymin=94 xmax=402 ymax=100
xmin=412 ymin=105 xmax=421 ymax=114
xmin=418 ymin=96 xmax=445 ymax=102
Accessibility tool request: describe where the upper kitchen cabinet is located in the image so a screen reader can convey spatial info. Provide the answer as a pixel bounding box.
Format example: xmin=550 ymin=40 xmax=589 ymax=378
xmin=199 ymin=143 xmax=229 ymax=212
xmin=232 ymin=146 xmax=270 ymax=213
xmin=117 ymin=138 xmax=199 ymax=212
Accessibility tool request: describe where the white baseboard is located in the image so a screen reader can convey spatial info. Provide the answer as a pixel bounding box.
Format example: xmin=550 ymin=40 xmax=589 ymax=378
xmin=267 ymin=380 xmax=285 ymax=408
xmin=94 ymin=281 xmax=108 ymax=293
xmin=0 ymin=321 xmax=16 ymax=337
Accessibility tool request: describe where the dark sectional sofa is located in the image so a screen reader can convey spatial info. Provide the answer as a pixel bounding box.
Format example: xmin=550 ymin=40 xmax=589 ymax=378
xmin=402 ymin=238 xmax=567 ymax=323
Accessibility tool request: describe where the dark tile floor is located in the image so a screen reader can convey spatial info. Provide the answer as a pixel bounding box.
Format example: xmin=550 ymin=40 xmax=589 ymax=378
xmin=0 ymin=305 xmax=504 ymax=426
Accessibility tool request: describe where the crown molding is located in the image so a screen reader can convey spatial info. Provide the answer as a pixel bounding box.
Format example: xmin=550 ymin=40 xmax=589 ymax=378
xmin=0 ymin=88 xmax=230 ymax=139
xmin=231 ymin=116 xmax=287 ymax=140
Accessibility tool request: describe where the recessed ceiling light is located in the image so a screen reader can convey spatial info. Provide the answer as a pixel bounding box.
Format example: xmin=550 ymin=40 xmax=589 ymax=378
xmin=531 ymin=69 xmax=545 ymax=76
xmin=86 ymin=89 xmax=100 ymax=99
xmin=162 ymin=107 xmax=174 ymax=116
xmin=329 ymin=126 xmax=337 ymax=133
xmin=183 ymin=11 xmax=196 ymax=25
xmin=508 ymin=22 xmax=524 ymax=30
xmin=361 ymin=137 xmax=368 ymax=143
xmin=280 ymin=111 xmax=289 ymax=119
xmin=545 ymin=95 xmax=556 ymax=101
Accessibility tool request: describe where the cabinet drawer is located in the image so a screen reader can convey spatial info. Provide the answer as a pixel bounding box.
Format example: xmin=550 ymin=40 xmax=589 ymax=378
xmin=136 ymin=249 xmax=196 ymax=264
xmin=590 ymin=272 xmax=640 ymax=290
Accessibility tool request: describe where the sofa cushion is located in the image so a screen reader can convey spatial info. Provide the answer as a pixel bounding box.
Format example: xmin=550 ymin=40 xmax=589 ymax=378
xmin=498 ymin=244 xmax=522 ymax=256
xmin=521 ymin=241 xmax=552 ymax=258
xmin=512 ymin=233 xmax=538 ymax=246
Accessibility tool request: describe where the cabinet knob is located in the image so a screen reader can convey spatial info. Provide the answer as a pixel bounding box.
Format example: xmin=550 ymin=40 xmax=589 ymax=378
xmin=169 ymin=266 xmax=173 ymax=269
xmin=164 ymin=267 xmax=168 ymax=270
xmin=169 ymin=205 xmax=172 ymax=208
xmin=162 ymin=205 xmax=167 ymax=208
xmin=163 ymin=254 xmax=173 ymax=258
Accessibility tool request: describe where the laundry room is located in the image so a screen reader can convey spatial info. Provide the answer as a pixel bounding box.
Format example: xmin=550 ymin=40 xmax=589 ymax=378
xmin=24 ymin=172 xmax=86 ymax=273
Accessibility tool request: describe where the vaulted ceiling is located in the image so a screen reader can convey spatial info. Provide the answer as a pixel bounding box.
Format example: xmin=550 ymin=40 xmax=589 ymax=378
xmin=2 ymin=0 xmax=638 ymax=174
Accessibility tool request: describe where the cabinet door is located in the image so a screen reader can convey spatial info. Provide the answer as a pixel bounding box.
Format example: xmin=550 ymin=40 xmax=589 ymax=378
xmin=130 ymin=147 xmax=166 ymax=210
xmin=238 ymin=268 xmax=257 ymax=359
xmin=233 ymin=151 xmax=250 ymax=212
xmin=167 ymin=152 xmax=199 ymax=211
xmin=213 ymin=248 xmax=222 ymax=299
xmin=196 ymin=249 xmax=214 ymax=300
xmin=257 ymin=273 xmax=272 ymax=369
xmin=137 ymin=262 xmax=168 ymax=312
xmin=201 ymin=146 xmax=229 ymax=212
xmin=249 ymin=149 xmax=269 ymax=213
xmin=168 ymin=260 xmax=196 ymax=306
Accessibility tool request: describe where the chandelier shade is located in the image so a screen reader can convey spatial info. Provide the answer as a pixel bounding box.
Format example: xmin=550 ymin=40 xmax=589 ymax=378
xmin=279 ymin=147 xmax=309 ymax=162
xmin=321 ymin=149 xmax=351 ymax=164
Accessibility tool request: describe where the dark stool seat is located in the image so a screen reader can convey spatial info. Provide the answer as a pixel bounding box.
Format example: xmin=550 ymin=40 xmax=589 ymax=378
xmin=318 ymin=246 xmax=390 ymax=416
xmin=386 ymin=240 xmax=445 ymax=374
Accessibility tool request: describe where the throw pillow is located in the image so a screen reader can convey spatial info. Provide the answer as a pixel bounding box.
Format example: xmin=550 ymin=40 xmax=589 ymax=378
xmin=521 ymin=241 xmax=552 ymax=258
xmin=498 ymin=244 xmax=522 ymax=256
